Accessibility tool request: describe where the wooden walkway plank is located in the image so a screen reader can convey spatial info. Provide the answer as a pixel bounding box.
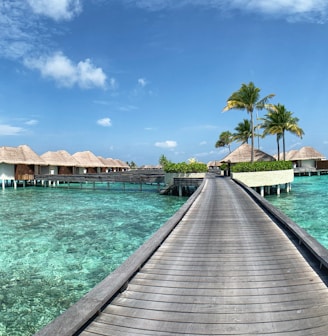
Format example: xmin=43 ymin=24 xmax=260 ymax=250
xmin=78 ymin=176 xmax=328 ymax=335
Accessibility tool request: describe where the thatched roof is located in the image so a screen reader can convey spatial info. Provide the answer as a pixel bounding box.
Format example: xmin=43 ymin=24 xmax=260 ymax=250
xmin=289 ymin=146 xmax=325 ymax=160
xmin=72 ymin=151 xmax=105 ymax=167
xmin=273 ymin=150 xmax=298 ymax=161
xmin=98 ymin=156 xmax=122 ymax=168
xmin=0 ymin=145 xmax=45 ymax=165
xmin=207 ymin=161 xmax=222 ymax=168
xmin=0 ymin=145 xmax=131 ymax=169
xmin=113 ymin=159 xmax=129 ymax=169
xmin=41 ymin=150 xmax=79 ymax=166
xmin=220 ymin=143 xmax=275 ymax=163
xmin=140 ymin=164 xmax=162 ymax=169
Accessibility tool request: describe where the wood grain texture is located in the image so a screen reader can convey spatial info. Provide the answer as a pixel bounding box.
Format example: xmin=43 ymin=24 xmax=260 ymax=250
xmin=80 ymin=176 xmax=328 ymax=335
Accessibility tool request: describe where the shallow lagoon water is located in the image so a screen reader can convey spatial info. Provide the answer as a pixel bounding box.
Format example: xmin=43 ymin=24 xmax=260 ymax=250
xmin=0 ymin=184 xmax=187 ymax=336
xmin=266 ymin=174 xmax=328 ymax=249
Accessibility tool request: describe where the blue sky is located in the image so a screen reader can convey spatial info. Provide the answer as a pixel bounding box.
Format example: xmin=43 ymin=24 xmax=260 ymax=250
xmin=1 ymin=0 xmax=328 ymax=165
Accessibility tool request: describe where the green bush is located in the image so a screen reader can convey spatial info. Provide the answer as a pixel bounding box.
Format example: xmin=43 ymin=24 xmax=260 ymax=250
xmin=163 ymin=161 xmax=208 ymax=173
xmin=230 ymin=161 xmax=292 ymax=173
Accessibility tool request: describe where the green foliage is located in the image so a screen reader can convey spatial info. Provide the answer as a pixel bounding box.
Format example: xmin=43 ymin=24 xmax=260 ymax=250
xmin=215 ymin=131 xmax=233 ymax=151
xmin=220 ymin=163 xmax=228 ymax=171
xmin=230 ymin=161 xmax=292 ymax=173
xmin=127 ymin=161 xmax=137 ymax=169
xmin=163 ymin=161 xmax=208 ymax=173
xmin=159 ymin=154 xmax=169 ymax=166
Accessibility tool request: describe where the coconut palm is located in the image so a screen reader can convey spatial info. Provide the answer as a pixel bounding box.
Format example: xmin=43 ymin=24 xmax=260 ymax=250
xmin=223 ymin=82 xmax=275 ymax=162
xmin=215 ymin=131 xmax=233 ymax=153
xmin=260 ymin=104 xmax=304 ymax=160
xmin=233 ymin=119 xmax=252 ymax=144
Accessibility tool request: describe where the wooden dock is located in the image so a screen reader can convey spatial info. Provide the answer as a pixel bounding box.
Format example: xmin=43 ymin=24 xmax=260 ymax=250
xmin=34 ymin=170 xmax=165 ymax=185
xmin=35 ymin=175 xmax=328 ymax=335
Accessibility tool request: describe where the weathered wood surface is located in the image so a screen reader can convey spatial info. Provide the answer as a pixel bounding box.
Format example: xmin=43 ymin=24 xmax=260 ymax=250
xmin=78 ymin=176 xmax=328 ymax=335
xmin=34 ymin=169 xmax=165 ymax=184
xmin=34 ymin=177 xmax=205 ymax=336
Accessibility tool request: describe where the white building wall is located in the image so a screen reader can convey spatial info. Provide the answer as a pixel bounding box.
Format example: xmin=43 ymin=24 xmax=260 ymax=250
xmin=0 ymin=163 xmax=15 ymax=180
xmin=298 ymin=159 xmax=315 ymax=168
xmin=231 ymin=169 xmax=294 ymax=187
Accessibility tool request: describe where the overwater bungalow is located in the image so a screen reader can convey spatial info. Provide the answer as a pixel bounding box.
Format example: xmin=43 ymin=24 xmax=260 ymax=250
xmin=0 ymin=145 xmax=45 ymax=188
xmin=40 ymin=150 xmax=79 ymax=175
xmin=72 ymin=151 xmax=105 ymax=173
xmin=98 ymin=157 xmax=126 ymax=172
xmin=289 ymin=146 xmax=325 ymax=169
xmin=207 ymin=160 xmax=222 ymax=170
xmin=113 ymin=159 xmax=129 ymax=171
xmin=220 ymin=143 xmax=276 ymax=165
xmin=274 ymin=146 xmax=327 ymax=175
xmin=274 ymin=149 xmax=298 ymax=161
xmin=139 ymin=164 xmax=162 ymax=170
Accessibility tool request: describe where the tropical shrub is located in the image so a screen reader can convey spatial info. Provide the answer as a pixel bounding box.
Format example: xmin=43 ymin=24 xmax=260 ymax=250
xmin=231 ymin=161 xmax=292 ymax=173
xmin=163 ymin=161 xmax=208 ymax=173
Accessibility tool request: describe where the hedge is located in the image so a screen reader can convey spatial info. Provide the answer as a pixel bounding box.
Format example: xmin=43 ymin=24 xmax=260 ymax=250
xmin=230 ymin=161 xmax=293 ymax=173
xmin=163 ymin=161 xmax=208 ymax=173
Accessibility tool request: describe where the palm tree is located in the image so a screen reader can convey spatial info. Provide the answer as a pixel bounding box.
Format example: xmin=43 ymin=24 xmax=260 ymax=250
xmin=215 ymin=131 xmax=233 ymax=153
xmin=260 ymin=104 xmax=304 ymax=160
xmin=233 ymin=119 xmax=252 ymax=144
xmin=223 ymin=82 xmax=275 ymax=162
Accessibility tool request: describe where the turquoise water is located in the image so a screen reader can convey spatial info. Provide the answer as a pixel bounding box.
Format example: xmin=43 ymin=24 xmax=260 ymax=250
xmin=0 ymin=184 xmax=187 ymax=336
xmin=266 ymin=174 xmax=328 ymax=249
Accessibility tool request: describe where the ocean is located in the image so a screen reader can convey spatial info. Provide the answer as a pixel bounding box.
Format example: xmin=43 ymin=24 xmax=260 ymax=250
xmin=0 ymin=184 xmax=187 ymax=336
xmin=2 ymin=176 xmax=327 ymax=335
xmin=265 ymin=174 xmax=328 ymax=249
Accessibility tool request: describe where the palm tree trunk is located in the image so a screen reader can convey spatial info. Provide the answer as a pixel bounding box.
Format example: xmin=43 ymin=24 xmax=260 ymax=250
xmin=282 ymin=130 xmax=286 ymax=161
xmin=276 ymin=135 xmax=280 ymax=161
xmin=250 ymin=111 xmax=254 ymax=162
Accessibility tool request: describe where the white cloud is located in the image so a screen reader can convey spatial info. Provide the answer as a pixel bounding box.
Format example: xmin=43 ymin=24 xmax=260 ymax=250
xmin=25 ymin=52 xmax=107 ymax=89
xmin=0 ymin=1 xmax=83 ymax=61
xmin=0 ymin=124 xmax=24 ymax=135
xmin=25 ymin=119 xmax=39 ymax=125
xmin=195 ymin=150 xmax=216 ymax=157
xmin=199 ymin=141 xmax=207 ymax=146
xmin=27 ymin=0 xmax=82 ymax=21
xmin=97 ymin=118 xmax=112 ymax=127
xmin=77 ymin=58 xmax=107 ymax=89
xmin=242 ymin=0 xmax=326 ymax=14
xmin=119 ymin=105 xmax=138 ymax=112
xmin=125 ymin=0 xmax=328 ymax=22
xmin=109 ymin=77 xmax=118 ymax=90
xmin=138 ymin=78 xmax=148 ymax=87
xmin=155 ymin=140 xmax=177 ymax=148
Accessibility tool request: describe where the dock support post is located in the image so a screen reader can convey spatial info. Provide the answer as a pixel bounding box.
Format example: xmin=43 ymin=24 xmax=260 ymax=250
xmin=260 ymin=186 xmax=264 ymax=197
xmin=2 ymin=179 xmax=5 ymax=190
xmin=277 ymin=184 xmax=280 ymax=195
xmin=179 ymin=185 xmax=182 ymax=197
xmin=14 ymin=180 xmax=17 ymax=189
